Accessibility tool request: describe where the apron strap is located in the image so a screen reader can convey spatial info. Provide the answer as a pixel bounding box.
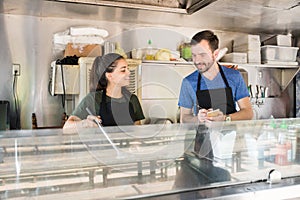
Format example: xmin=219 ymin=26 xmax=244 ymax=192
xmin=218 ymin=64 xmax=230 ymax=88
xmin=197 ymin=72 xmax=201 ymax=91
xmin=100 ymin=89 xmax=107 ymax=113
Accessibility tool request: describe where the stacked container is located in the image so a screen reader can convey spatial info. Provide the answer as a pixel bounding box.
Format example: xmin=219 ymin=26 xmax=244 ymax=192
xmin=261 ymin=34 xmax=299 ymax=65
xmin=233 ymin=34 xmax=261 ymax=64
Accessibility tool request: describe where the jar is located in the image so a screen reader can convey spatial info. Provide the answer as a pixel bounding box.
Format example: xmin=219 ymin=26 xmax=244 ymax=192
xmin=182 ymin=43 xmax=192 ymax=61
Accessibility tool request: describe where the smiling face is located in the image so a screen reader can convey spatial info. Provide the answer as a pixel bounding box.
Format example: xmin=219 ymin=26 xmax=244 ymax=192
xmin=191 ymin=40 xmax=219 ymax=73
xmin=106 ymin=58 xmax=130 ymax=87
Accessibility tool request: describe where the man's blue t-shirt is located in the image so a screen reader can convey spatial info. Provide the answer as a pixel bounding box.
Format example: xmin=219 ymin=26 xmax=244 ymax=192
xmin=178 ymin=65 xmax=249 ymax=115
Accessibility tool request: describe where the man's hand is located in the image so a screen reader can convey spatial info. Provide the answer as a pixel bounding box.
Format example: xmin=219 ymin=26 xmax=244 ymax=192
xmin=198 ymin=108 xmax=225 ymax=122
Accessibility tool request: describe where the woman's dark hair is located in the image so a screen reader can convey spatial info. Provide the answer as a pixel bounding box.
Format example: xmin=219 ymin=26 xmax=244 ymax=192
xmin=95 ymin=58 xmax=122 ymax=91
xmin=191 ymin=30 xmax=219 ymax=52
xmin=89 ymin=53 xmax=124 ymax=92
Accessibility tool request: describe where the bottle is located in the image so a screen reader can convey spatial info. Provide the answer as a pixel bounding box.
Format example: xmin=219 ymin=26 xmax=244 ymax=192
xmin=131 ymin=48 xmax=137 ymax=59
xmin=32 ymin=113 xmax=37 ymax=129
xmin=145 ymin=39 xmax=154 ymax=60
xmin=275 ymin=120 xmax=291 ymax=165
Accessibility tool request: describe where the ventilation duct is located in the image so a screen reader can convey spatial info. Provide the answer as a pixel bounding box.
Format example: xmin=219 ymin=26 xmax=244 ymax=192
xmin=48 ymin=0 xmax=218 ymax=14
xmin=185 ymin=0 xmax=218 ymax=14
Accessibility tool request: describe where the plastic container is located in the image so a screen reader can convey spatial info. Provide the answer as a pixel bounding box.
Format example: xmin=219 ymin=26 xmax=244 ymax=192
xmin=181 ymin=43 xmax=192 ymax=61
xmin=261 ymin=45 xmax=299 ymax=62
xmin=262 ymin=35 xmax=292 ymax=47
xmin=233 ymin=34 xmax=260 ymax=51
xmin=221 ymin=52 xmax=247 ymax=63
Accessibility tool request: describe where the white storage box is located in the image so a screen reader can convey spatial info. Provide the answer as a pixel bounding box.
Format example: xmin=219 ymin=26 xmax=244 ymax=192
xmin=221 ymin=53 xmax=247 ymax=63
xmin=233 ymin=34 xmax=261 ymax=63
xmin=233 ymin=34 xmax=260 ymax=52
xmin=247 ymin=51 xmax=261 ymax=64
xmin=261 ymin=45 xmax=299 ymax=62
xmin=263 ymin=35 xmax=292 ymax=47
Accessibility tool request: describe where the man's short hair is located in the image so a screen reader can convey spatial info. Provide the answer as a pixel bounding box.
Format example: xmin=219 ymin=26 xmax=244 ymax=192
xmin=191 ymin=30 xmax=219 ymax=52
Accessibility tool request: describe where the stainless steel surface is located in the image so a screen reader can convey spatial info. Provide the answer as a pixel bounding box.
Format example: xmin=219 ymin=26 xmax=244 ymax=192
xmin=52 ymin=0 xmax=185 ymax=13
xmin=226 ymin=63 xmax=299 ymax=119
xmin=0 ymin=0 xmax=299 ymax=35
xmin=136 ymin=177 xmax=300 ymax=199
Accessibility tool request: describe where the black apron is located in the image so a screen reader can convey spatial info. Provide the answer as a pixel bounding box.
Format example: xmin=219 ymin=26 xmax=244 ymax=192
xmin=196 ymin=65 xmax=237 ymax=115
xmin=99 ymin=90 xmax=135 ymax=126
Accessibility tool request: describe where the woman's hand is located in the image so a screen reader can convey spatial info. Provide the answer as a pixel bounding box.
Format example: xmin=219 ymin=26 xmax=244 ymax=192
xmin=82 ymin=115 xmax=102 ymax=128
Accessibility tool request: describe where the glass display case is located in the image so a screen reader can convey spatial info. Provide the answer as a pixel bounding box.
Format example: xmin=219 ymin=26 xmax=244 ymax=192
xmin=0 ymin=118 xmax=300 ymax=199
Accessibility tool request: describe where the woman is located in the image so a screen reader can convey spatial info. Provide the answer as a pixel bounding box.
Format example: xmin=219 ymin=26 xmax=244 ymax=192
xmin=63 ymin=53 xmax=144 ymax=133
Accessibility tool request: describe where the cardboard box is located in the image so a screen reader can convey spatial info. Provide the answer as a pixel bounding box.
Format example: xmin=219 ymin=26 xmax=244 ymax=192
xmin=64 ymin=43 xmax=102 ymax=57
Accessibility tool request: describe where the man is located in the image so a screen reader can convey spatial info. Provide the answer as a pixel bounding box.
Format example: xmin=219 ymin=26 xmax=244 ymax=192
xmin=178 ymin=30 xmax=253 ymax=123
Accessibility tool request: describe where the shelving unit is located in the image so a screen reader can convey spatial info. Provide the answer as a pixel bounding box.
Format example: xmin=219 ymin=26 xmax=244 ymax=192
xmin=142 ymin=60 xmax=299 ymax=68
xmin=141 ymin=60 xmax=299 ymax=92
xmin=219 ymin=63 xmax=299 ymax=69
xmin=142 ymin=60 xmax=194 ymax=66
xmin=220 ymin=62 xmax=300 ymax=91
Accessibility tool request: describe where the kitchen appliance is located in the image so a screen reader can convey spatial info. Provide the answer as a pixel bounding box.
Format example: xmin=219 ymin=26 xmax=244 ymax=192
xmin=49 ymin=61 xmax=80 ymax=96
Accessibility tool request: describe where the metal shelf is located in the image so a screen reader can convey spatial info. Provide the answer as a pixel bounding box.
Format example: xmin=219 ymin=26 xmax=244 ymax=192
xmin=142 ymin=60 xmax=194 ymax=66
xmin=142 ymin=61 xmax=299 ymax=69
xmin=140 ymin=61 xmax=299 ymax=92
xmin=219 ymin=62 xmax=300 ymax=69
xmin=220 ymin=62 xmax=300 ymax=91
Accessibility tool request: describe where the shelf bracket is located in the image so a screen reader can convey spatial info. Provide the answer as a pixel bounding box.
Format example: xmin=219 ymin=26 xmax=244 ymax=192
xmin=281 ymin=67 xmax=300 ymax=91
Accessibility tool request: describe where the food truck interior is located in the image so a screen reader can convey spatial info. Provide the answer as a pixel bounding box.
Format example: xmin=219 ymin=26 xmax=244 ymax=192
xmin=0 ymin=0 xmax=300 ymax=199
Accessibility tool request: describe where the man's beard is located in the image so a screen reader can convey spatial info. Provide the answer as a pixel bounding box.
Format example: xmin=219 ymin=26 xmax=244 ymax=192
xmin=196 ymin=61 xmax=214 ymax=74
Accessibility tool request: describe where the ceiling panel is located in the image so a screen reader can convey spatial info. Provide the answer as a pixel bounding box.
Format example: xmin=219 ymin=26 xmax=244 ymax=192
xmin=0 ymin=0 xmax=299 ymax=36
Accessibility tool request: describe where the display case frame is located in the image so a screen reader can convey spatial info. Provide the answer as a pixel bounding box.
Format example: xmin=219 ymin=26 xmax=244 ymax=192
xmin=0 ymin=118 xmax=300 ymax=199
